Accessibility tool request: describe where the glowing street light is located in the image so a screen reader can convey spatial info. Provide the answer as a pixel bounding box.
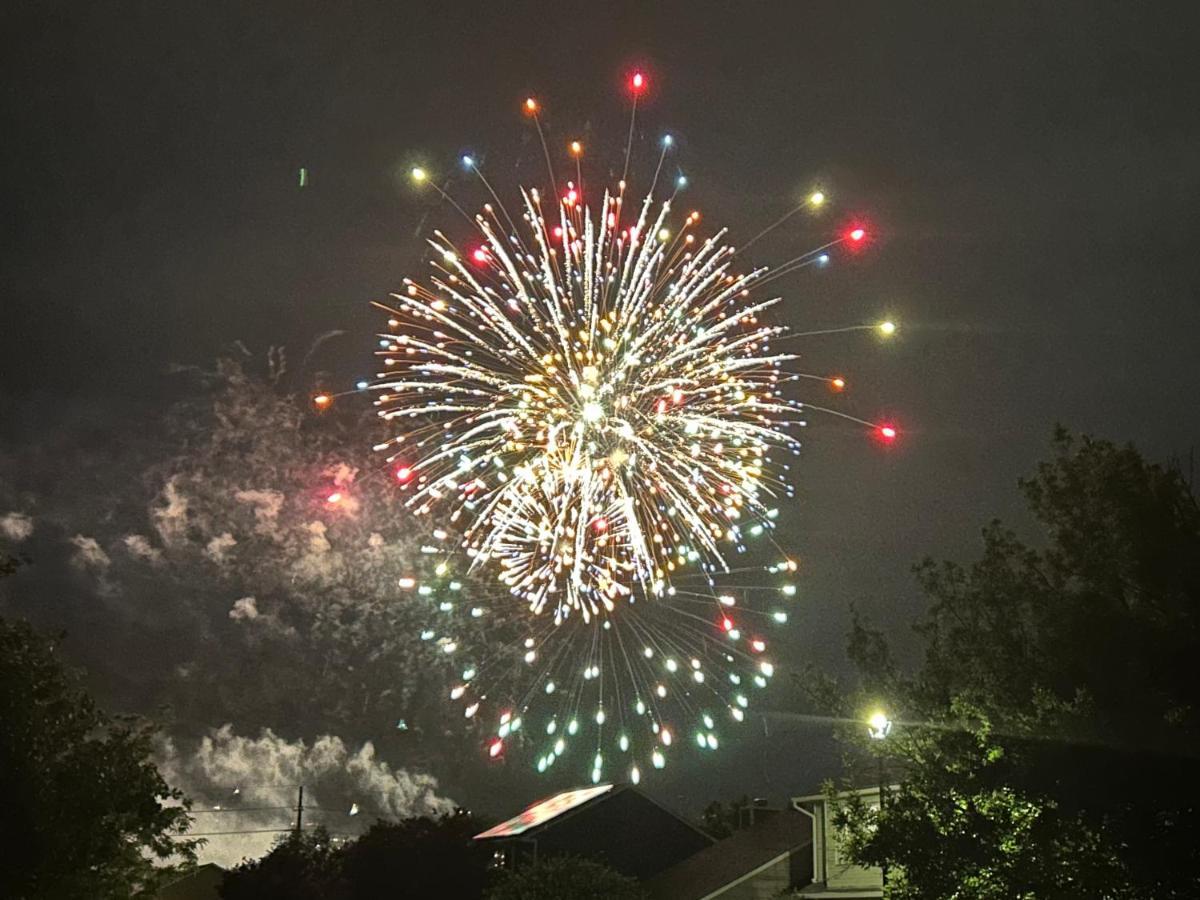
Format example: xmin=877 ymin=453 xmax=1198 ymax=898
xmin=867 ymin=710 xmax=892 ymax=740
xmin=866 ymin=707 xmax=894 ymax=885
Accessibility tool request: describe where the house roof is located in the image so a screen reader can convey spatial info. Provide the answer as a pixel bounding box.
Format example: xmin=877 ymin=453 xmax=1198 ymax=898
xmin=474 ymin=783 xmax=615 ymax=839
xmin=474 ymin=783 xmax=713 ymax=846
xmin=645 ymin=809 xmax=812 ymax=900
xmin=155 ymin=863 xmax=225 ymax=900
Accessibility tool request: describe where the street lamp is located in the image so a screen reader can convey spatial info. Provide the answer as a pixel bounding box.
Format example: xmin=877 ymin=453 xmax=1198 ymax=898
xmin=866 ymin=709 xmax=892 ymax=888
xmin=867 ymin=710 xmax=892 ymax=741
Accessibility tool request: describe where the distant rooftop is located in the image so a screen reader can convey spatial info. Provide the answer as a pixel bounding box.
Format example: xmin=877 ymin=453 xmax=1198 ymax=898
xmin=155 ymin=863 xmax=225 ymax=900
xmin=645 ymin=809 xmax=812 ymax=900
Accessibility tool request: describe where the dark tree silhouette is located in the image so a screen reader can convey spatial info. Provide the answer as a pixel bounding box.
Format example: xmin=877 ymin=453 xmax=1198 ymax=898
xmin=486 ymin=855 xmax=646 ymax=900
xmin=218 ymin=827 xmax=344 ymax=900
xmin=219 ymin=811 xmax=492 ymax=900
xmin=341 ymin=811 xmax=492 ymax=900
xmin=0 ymin=616 xmax=198 ymax=898
xmin=700 ymin=794 xmax=753 ymax=839
xmin=828 ymin=431 xmax=1200 ymax=899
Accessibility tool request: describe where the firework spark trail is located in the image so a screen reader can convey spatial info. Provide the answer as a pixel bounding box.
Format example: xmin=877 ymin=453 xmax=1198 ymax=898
xmin=368 ymin=82 xmax=896 ymax=781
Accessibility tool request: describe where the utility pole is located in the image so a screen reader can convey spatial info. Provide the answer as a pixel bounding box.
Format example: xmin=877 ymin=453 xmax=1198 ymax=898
xmin=294 ymin=785 xmax=305 ymax=835
xmin=866 ymin=711 xmax=893 ymax=892
xmin=878 ymin=755 xmax=888 ymax=889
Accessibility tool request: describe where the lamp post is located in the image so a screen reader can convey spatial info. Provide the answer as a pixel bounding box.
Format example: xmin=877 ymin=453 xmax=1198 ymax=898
xmin=867 ymin=710 xmax=892 ymax=889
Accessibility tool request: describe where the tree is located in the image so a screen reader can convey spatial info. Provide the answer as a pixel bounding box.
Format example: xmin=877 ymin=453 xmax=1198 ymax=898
xmin=700 ymin=794 xmax=753 ymax=839
xmin=218 ymin=827 xmax=344 ymax=900
xmin=486 ymin=856 xmax=646 ymax=900
xmin=219 ymin=811 xmax=492 ymax=900
xmin=0 ymin=615 xmax=199 ymax=898
xmin=830 ymin=430 xmax=1200 ymax=899
xmin=340 ymin=811 xmax=492 ymax=900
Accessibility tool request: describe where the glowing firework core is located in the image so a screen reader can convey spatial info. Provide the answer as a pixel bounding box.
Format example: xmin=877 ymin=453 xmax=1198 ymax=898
xmin=376 ymin=180 xmax=801 ymax=625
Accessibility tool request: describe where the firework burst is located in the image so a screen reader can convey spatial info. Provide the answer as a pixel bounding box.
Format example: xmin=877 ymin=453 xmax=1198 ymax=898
xmin=369 ymin=81 xmax=894 ymax=782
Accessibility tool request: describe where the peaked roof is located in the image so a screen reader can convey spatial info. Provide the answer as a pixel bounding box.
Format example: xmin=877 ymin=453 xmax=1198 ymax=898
xmin=474 ymin=783 xmax=615 ymax=839
xmin=155 ymin=863 xmax=225 ymax=900
xmin=645 ymin=809 xmax=812 ymax=900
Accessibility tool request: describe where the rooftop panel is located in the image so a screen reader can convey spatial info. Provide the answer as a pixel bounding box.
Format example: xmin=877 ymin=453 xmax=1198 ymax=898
xmin=474 ymin=784 xmax=614 ymax=839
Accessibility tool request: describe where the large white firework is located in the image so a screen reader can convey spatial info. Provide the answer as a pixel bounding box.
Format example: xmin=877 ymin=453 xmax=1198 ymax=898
xmin=383 ymin=184 xmax=797 ymax=618
xmin=369 ymin=96 xmax=891 ymax=781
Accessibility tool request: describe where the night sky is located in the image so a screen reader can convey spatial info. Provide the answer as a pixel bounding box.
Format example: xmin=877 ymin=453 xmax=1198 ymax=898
xmin=4 ymin=1 xmax=1200 ymax=829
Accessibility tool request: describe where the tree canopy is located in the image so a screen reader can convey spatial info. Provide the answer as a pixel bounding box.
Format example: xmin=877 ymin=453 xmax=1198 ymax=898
xmin=830 ymin=431 xmax=1200 ymax=898
xmin=217 ymin=827 xmax=344 ymax=900
xmin=700 ymin=794 xmax=754 ymax=839
xmin=340 ymin=812 xmax=493 ymax=900
xmin=218 ymin=811 xmax=492 ymax=900
xmin=0 ymin=615 xmax=199 ymax=898
xmin=485 ymin=855 xmax=646 ymax=900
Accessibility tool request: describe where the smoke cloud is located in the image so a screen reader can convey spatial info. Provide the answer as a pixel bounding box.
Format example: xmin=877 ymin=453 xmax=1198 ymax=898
xmin=159 ymin=726 xmax=454 ymax=867
xmin=0 ymin=358 xmax=526 ymax=870
xmin=69 ymin=534 xmax=111 ymax=571
xmin=1 ymin=512 xmax=33 ymax=542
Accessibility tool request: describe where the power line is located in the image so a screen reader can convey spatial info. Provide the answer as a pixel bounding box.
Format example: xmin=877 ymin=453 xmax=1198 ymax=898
xmin=185 ymin=826 xmax=359 ymax=837
xmin=187 ymin=805 xmax=373 ymax=816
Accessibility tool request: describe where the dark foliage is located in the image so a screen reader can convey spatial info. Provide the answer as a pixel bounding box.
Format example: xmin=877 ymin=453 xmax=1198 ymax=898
xmin=0 ymin=616 xmax=199 ymax=898
xmin=486 ymin=855 xmax=646 ymax=900
xmin=218 ymin=827 xmax=344 ymax=900
xmin=830 ymin=430 xmax=1200 ymax=898
xmin=341 ymin=812 xmax=493 ymax=900
xmin=219 ymin=811 xmax=492 ymax=900
xmin=700 ymin=794 xmax=754 ymax=839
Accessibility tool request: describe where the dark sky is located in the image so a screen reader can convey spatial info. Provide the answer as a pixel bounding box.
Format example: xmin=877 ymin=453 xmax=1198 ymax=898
xmin=3 ymin=1 xmax=1200 ymax=815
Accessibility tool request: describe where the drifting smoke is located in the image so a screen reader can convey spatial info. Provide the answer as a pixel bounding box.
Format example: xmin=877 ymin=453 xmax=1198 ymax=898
xmin=123 ymin=534 xmax=163 ymax=564
xmin=0 ymin=357 xmax=520 ymax=863
xmin=228 ymin=596 xmax=260 ymax=621
xmin=68 ymin=534 xmax=111 ymax=571
xmin=159 ymin=726 xmax=453 ymax=867
xmin=1 ymin=512 xmax=33 ymax=542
